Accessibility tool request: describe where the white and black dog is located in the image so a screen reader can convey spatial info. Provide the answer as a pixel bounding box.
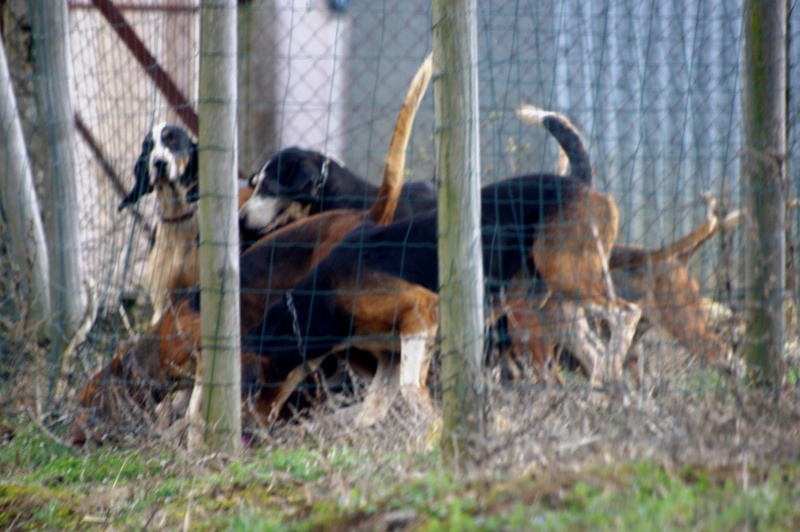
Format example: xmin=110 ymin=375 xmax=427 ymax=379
xmin=238 ymin=147 xmax=437 ymax=239
xmin=119 ymin=124 xmax=200 ymax=214
xmin=119 ymin=124 xmax=201 ymax=325
xmin=119 ymin=123 xmax=255 ymax=324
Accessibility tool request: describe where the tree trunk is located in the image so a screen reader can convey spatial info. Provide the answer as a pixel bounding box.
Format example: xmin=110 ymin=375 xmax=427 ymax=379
xmin=432 ymin=0 xmax=485 ymax=470
xmin=30 ymin=0 xmax=86 ymax=346
xmin=0 ymin=39 xmax=51 ymax=332
xmin=189 ymin=0 xmax=242 ymax=453
xmin=741 ymin=0 xmax=787 ymax=391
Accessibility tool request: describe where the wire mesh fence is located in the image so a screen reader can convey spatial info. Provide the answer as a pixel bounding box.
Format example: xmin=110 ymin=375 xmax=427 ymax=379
xmin=0 ymin=0 xmax=798 ymax=461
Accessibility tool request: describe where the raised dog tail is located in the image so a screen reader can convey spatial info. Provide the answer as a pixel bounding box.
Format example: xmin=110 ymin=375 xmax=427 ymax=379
xmin=367 ymin=53 xmax=434 ymax=225
xmin=674 ymin=208 xmax=745 ymax=263
xmin=515 ymin=105 xmax=592 ymax=186
xmin=608 ymin=197 xmax=746 ymax=270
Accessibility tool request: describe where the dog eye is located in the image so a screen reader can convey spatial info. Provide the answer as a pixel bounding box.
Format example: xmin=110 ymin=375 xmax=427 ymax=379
xmin=162 ymin=130 xmax=173 ymax=143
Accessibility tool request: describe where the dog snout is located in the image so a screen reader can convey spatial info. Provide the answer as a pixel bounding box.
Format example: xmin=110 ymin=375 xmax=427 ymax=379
xmin=152 ymin=159 xmax=170 ymax=183
xmin=238 ymin=208 xmax=251 ymax=229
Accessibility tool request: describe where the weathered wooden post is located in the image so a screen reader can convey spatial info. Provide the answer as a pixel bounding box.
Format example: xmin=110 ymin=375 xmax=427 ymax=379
xmin=741 ymin=0 xmax=787 ymax=392
xmin=432 ymin=0 xmax=484 ymax=469
xmin=191 ymin=0 xmax=242 ymax=452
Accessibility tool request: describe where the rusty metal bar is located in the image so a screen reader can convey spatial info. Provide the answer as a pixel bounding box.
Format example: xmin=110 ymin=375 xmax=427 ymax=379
xmin=74 ymin=113 xmax=127 ymax=199
xmin=74 ymin=112 xmax=152 ymax=233
xmin=74 ymin=1 xmax=247 ymax=182
xmin=69 ymin=1 xmax=198 ymax=14
xmin=89 ymin=0 xmax=199 ymax=135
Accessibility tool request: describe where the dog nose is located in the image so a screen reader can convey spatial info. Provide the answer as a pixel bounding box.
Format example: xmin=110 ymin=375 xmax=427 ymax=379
xmin=152 ymin=159 xmax=169 ymax=182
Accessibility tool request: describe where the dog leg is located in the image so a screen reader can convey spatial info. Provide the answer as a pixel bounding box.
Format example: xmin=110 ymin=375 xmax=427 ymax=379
xmin=185 ymin=381 xmax=204 ymax=451
xmin=155 ymin=388 xmax=192 ymax=430
xmin=398 ymin=326 xmax=437 ymax=416
xmin=605 ymin=301 xmax=642 ymax=384
xmin=534 ymin=239 xmax=643 ymax=387
xmin=344 ymin=282 xmax=439 ymax=425
xmin=354 ymin=326 xmax=436 ymax=428
xmin=266 ymin=355 xmax=328 ymax=423
xmin=394 ymin=290 xmax=439 ymax=418
xmin=354 ymin=352 xmax=401 ymax=427
xmin=543 ymin=299 xmax=605 ymax=384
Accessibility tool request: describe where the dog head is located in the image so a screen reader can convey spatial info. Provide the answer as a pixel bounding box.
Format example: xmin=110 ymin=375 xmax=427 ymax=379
xmin=238 ymin=147 xmax=336 ymax=236
xmin=118 ymin=123 xmax=199 ymax=220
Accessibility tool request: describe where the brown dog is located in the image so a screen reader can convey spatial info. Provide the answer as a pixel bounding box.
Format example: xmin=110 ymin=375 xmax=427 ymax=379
xmin=507 ymin=148 xmax=743 ymax=382
xmin=514 ymin=105 xmax=642 ymax=384
xmin=495 ymin=117 xmax=744 ymax=384
xmin=608 ymin=202 xmax=741 ymax=364
xmin=70 ymin=55 xmax=434 ymax=446
xmin=498 ymin=297 xmax=561 ymax=385
xmin=556 ymin=139 xmax=740 ymax=365
xmin=507 ymin=202 xmax=741 ymax=384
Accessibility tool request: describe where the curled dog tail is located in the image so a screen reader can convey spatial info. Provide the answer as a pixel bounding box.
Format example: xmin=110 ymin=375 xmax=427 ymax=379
xmin=515 ymin=105 xmax=592 ymax=186
xmin=367 ymin=53 xmax=434 ymax=225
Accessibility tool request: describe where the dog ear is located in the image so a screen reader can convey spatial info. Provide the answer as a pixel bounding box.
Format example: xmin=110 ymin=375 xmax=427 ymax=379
xmin=271 ymin=156 xmax=322 ymax=197
xmin=184 ymin=141 xmax=200 ymax=203
xmin=118 ymin=147 xmax=155 ymax=211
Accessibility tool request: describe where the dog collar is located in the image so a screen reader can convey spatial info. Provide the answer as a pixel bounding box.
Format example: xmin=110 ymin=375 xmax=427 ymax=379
xmin=159 ymin=206 xmax=197 ymax=224
xmin=317 ymin=157 xmax=330 ymax=192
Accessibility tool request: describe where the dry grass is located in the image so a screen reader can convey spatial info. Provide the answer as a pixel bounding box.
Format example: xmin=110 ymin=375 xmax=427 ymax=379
xmin=6 ymin=293 xmax=800 ymax=472
xmin=215 ymin=328 xmax=800 ymax=487
xmin=2 ymin=325 xmax=800 ymax=528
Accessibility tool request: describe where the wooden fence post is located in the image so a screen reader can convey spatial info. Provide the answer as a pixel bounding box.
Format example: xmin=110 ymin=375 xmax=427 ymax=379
xmin=741 ymin=0 xmax=787 ymax=391
xmin=432 ymin=0 xmax=484 ymax=469
xmin=192 ymin=0 xmax=242 ymax=452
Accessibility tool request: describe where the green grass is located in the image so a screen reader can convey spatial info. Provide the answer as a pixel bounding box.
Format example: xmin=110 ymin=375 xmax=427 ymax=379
xmin=1 ymin=422 xmax=800 ymax=529
xmin=0 ymin=422 xmax=166 ymax=487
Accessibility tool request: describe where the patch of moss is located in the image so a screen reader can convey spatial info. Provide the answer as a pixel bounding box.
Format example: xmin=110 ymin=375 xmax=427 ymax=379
xmin=0 ymin=484 xmax=80 ymax=529
xmin=24 ymin=452 xmax=157 ymax=486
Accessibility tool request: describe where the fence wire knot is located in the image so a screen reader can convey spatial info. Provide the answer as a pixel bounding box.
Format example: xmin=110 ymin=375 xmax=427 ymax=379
xmin=285 ymin=291 xmax=305 ymax=356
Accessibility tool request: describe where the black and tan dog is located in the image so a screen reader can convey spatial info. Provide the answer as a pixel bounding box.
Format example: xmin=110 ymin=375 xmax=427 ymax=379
xmin=118 ymin=125 xmax=253 ymax=324
xmin=239 ymin=105 xmax=642 ymax=427
xmin=70 ymin=55 xmax=434 ymax=446
xmin=500 ymin=200 xmax=742 ymax=383
xmin=239 ymin=142 xmax=437 ymax=239
xmin=549 ymin=141 xmax=740 ymax=368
